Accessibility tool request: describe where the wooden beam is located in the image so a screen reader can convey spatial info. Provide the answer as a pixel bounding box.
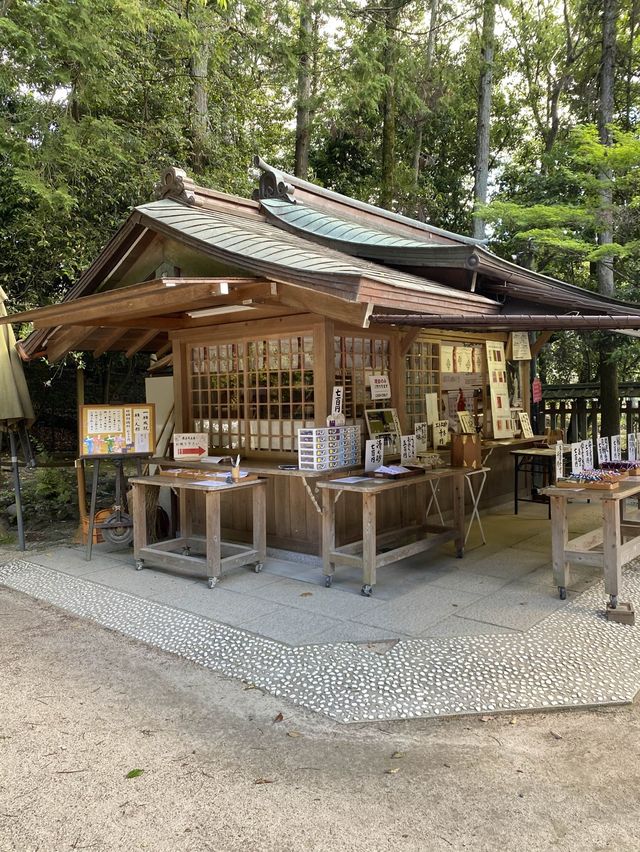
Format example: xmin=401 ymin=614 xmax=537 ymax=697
xmin=530 ymin=330 xmax=554 ymax=357
xmin=93 ymin=327 xmax=130 ymax=358
xmin=125 ymin=329 xmax=164 ymax=358
xmin=399 ymin=326 xmax=421 ymax=356
xmin=155 ymin=341 xmax=172 ymax=358
xmin=46 ymin=326 xmax=95 ymax=363
xmin=0 ymin=277 xmax=263 ymax=328
xmin=265 ymin=282 xmax=374 ymax=328
xmin=148 ymin=353 xmax=173 ymax=373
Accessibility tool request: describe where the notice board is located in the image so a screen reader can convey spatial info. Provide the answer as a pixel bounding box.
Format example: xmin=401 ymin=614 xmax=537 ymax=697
xmin=79 ymin=404 xmax=156 ymax=456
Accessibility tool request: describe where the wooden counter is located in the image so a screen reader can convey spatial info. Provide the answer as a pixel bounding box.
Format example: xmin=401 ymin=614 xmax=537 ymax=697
xmin=130 ymin=474 xmax=266 ymax=587
xmin=317 ymin=469 xmax=466 ymax=596
xmin=541 ymin=477 xmax=640 ymax=606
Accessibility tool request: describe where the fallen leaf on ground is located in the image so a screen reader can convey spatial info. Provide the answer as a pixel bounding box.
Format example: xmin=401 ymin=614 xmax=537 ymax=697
xmin=510 ymin=718 xmax=517 ymax=725
xmin=243 ymin=684 xmax=256 ymax=690
xmin=480 ymin=715 xmax=495 ymax=722
xmin=273 ymin=712 xmax=284 ymax=723
xmin=254 ymin=778 xmax=274 ymax=785
xmin=299 ymin=592 xmax=313 ymax=597
xmin=550 ymin=730 xmax=563 ymax=740
xmin=391 ymin=751 xmax=405 ymax=759
xmin=385 ymin=768 xmax=400 ymax=775
xmin=287 ymin=731 xmax=302 ymax=738
xmin=125 ymin=769 xmax=144 ymax=779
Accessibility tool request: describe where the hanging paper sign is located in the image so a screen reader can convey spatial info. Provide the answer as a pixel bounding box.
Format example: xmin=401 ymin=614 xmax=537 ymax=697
xmin=628 ymin=433 xmax=637 ymax=462
xmin=331 ymin=386 xmax=345 ymax=416
xmin=173 ymin=432 xmax=208 ymax=460
xmin=441 ymin=345 xmax=454 ymax=373
xmin=571 ymin=442 xmax=584 ymax=475
xmin=425 ymin=393 xmax=439 ymax=425
xmin=454 ymin=347 xmax=473 ymax=373
xmin=400 ymin=434 xmax=416 ymax=464
xmin=369 ymin=374 xmax=391 ymax=400
xmin=511 ymin=332 xmax=531 ymax=361
xmin=581 ymin=439 xmax=594 ymax=470
xmin=597 ymin=436 xmax=610 ymax=464
xmin=532 ymin=378 xmax=543 ymax=404
xmin=556 ymin=441 xmax=565 ymax=480
xmin=414 ymin=422 xmax=429 ymax=452
xmin=433 ymin=420 xmax=449 ymax=448
xmin=611 ymin=435 xmax=622 ymax=461
xmin=518 ymin=411 xmax=534 ymax=439
xmin=365 ymin=438 xmax=384 ymax=472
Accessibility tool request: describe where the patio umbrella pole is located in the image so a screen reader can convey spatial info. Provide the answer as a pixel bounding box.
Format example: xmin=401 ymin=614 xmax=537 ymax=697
xmin=8 ymin=429 xmax=25 ymax=551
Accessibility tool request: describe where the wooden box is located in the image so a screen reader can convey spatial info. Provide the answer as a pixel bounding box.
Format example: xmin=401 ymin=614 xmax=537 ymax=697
xmin=451 ymin=433 xmax=482 ymax=470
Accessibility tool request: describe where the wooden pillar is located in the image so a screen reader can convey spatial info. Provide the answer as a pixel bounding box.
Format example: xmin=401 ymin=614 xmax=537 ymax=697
xmin=390 ymin=330 xmax=406 ymax=432
xmin=313 ymin=318 xmax=333 ymax=425
xmin=172 ymin=338 xmax=189 ymax=432
xmin=76 ymin=366 xmax=85 ymax=457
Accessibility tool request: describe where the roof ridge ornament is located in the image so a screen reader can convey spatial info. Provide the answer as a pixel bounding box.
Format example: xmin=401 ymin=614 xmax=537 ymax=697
xmin=154 ymin=166 xmax=203 ymax=206
xmin=252 ymin=155 xmax=296 ymax=203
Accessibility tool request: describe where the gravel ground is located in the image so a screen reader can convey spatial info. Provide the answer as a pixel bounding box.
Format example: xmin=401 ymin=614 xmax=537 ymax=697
xmin=2 ymin=584 xmax=640 ymax=852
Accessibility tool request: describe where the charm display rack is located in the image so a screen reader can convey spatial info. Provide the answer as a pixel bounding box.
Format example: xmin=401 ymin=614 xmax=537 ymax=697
xmin=0 ymin=423 xmax=36 ymax=551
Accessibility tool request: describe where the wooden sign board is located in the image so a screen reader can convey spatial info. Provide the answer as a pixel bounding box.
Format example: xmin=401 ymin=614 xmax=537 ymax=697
xmin=80 ymin=404 xmax=155 ymax=456
xmin=457 ymin=411 xmax=475 ymax=434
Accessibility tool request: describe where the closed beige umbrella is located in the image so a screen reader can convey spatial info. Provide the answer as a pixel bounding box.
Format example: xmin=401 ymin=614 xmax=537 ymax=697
xmin=0 ymin=287 xmax=35 ymax=550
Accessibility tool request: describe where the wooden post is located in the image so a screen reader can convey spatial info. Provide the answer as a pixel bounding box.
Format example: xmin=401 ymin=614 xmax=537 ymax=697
xmin=362 ymin=492 xmax=377 ymax=588
xmin=602 ymin=496 xmax=622 ymax=602
xmin=132 ymin=482 xmax=148 ymax=560
xmin=253 ymin=482 xmax=267 ymax=562
xmin=205 ymin=490 xmax=222 ymax=582
xmin=550 ymin=494 xmax=570 ymax=593
xmin=321 ymin=488 xmax=336 ymax=581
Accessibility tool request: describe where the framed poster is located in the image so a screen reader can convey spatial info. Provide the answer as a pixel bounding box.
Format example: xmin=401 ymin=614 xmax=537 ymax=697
xmin=510 ymin=332 xmax=531 ymax=361
xmin=518 ymin=411 xmax=534 ymax=439
xmin=457 ymin=411 xmax=475 ymax=434
xmin=364 ymin=409 xmax=402 ymax=457
xmin=80 ymin=404 xmax=156 ymax=456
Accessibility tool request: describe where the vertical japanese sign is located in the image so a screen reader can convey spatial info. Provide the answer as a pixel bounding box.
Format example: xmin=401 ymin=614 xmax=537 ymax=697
xmin=556 ymin=441 xmax=564 ymax=480
xmin=597 ymin=436 xmax=610 ymax=464
xmin=365 ymin=438 xmax=384 ymax=472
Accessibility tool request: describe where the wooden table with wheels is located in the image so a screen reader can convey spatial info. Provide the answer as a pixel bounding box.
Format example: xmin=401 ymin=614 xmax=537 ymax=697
xmin=130 ymin=474 xmax=267 ymax=588
xmin=541 ymin=478 xmax=640 ymax=606
xmin=317 ymin=468 xmax=466 ymax=596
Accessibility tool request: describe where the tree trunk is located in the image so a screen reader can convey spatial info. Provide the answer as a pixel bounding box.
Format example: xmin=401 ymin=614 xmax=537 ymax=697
xmin=597 ymin=0 xmax=619 ymax=436
xmin=380 ymin=2 xmax=401 ymax=210
xmin=472 ymin=0 xmax=496 ymax=240
xmin=190 ymin=44 xmax=209 ymax=172
xmin=411 ymin=0 xmax=439 ymax=194
xmin=294 ymin=0 xmax=313 ymax=179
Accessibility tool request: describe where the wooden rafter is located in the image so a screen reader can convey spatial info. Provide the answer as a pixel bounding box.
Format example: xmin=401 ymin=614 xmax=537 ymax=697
xmin=93 ymin=327 xmax=130 ymax=358
xmin=125 ymin=329 xmax=164 ymax=358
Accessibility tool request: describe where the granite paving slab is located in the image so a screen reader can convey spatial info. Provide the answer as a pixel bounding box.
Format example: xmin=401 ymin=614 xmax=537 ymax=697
xmin=3 ymin=557 xmax=640 ymax=723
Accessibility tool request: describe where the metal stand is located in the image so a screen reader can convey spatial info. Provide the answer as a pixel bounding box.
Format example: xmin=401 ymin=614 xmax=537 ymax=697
xmin=2 ymin=424 xmax=35 ymax=552
xmin=85 ymin=454 xmax=144 ymax=560
xmin=465 ymin=467 xmax=489 ymax=544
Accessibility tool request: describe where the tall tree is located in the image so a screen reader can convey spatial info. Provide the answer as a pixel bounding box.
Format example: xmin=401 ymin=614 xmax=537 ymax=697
xmin=294 ymin=0 xmax=313 ymax=178
xmin=472 ymin=0 xmax=496 ymax=239
xmin=380 ymin=0 xmax=403 ymax=209
xmin=597 ymin=0 xmax=620 ymax=436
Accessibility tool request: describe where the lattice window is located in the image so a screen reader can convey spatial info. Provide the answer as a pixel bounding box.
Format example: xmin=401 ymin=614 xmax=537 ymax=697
xmin=189 ymin=335 xmax=315 ymax=454
xmin=405 ymin=341 xmax=440 ymax=429
xmin=334 ymin=334 xmax=390 ymax=423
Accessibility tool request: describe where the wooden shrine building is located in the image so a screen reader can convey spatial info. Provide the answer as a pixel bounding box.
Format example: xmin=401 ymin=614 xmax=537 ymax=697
xmin=5 ymin=159 xmax=640 ymax=554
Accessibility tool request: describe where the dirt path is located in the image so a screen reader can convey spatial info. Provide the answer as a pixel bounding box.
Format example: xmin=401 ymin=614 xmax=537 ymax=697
xmin=1 ymin=584 xmax=640 ymax=852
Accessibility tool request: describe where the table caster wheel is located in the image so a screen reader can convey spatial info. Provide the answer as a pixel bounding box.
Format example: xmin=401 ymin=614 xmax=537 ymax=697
xmin=207 ymin=577 xmax=219 ymax=589
xmin=182 ymin=546 xmax=191 ymax=557
xmin=361 ymin=584 xmax=373 ymax=597
xmin=559 ymin=586 xmax=567 ymax=600
xmin=456 ymin=547 xmax=464 ymax=559
xmin=135 ymin=559 xmax=144 ymax=571
xmin=324 ymin=575 xmax=333 ymax=588
xmin=253 ymin=562 xmax=263 ymax=574
xmin=609 ymin=594 xmax=618 ymax=609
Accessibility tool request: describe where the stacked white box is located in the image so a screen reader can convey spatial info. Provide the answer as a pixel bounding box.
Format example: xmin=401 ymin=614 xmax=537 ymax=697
xmin=297 ymin=425 xmax=361 ymax=471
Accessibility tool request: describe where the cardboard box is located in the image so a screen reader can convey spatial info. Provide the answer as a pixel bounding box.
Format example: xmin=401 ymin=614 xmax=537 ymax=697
xmin=451 ymin=433 xmax=482 ymax=470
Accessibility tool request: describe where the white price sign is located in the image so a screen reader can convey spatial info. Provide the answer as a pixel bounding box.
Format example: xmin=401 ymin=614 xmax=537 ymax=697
xmin=414 ymin=422 xmax=428 ymax=452
xmin=331 ymin=386 xmax=345 ymax=416
xmin=365 ymin=438 xmax=384 ymax=472
xmin=571 ymin=442 xmax=584 ymax=475
xmin=369 ymin=374 xmax=391 ymax=400
xmin=611 ymin=434 xmax=621 ymax=461
xmin=597 ymin=436 xmax=610 ymax=464
xmin=400 ymin=434 xmax=416 ymax=464
xmin=556 ymin=441 xmax=564 ymax=480
xmin=629 ymin=433 xmax=637 ymax=462
xmin=581 ymin=439 xmax=594 ymax=470
xmin=433 ymin=420 xmax=449 ymax=449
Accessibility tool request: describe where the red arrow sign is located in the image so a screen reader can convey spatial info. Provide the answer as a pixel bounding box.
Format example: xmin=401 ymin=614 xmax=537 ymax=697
xmin=176 ymin=446 xmax=207 ymax=456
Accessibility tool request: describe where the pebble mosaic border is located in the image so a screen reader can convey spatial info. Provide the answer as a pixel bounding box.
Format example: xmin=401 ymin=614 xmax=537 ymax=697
xmin=2 ymin=558 xmax=640 ymax=722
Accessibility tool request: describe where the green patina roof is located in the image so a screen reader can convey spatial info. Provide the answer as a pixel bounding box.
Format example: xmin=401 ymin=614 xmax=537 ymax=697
xmin=134 ymin=199 xmax=496 ymax=306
